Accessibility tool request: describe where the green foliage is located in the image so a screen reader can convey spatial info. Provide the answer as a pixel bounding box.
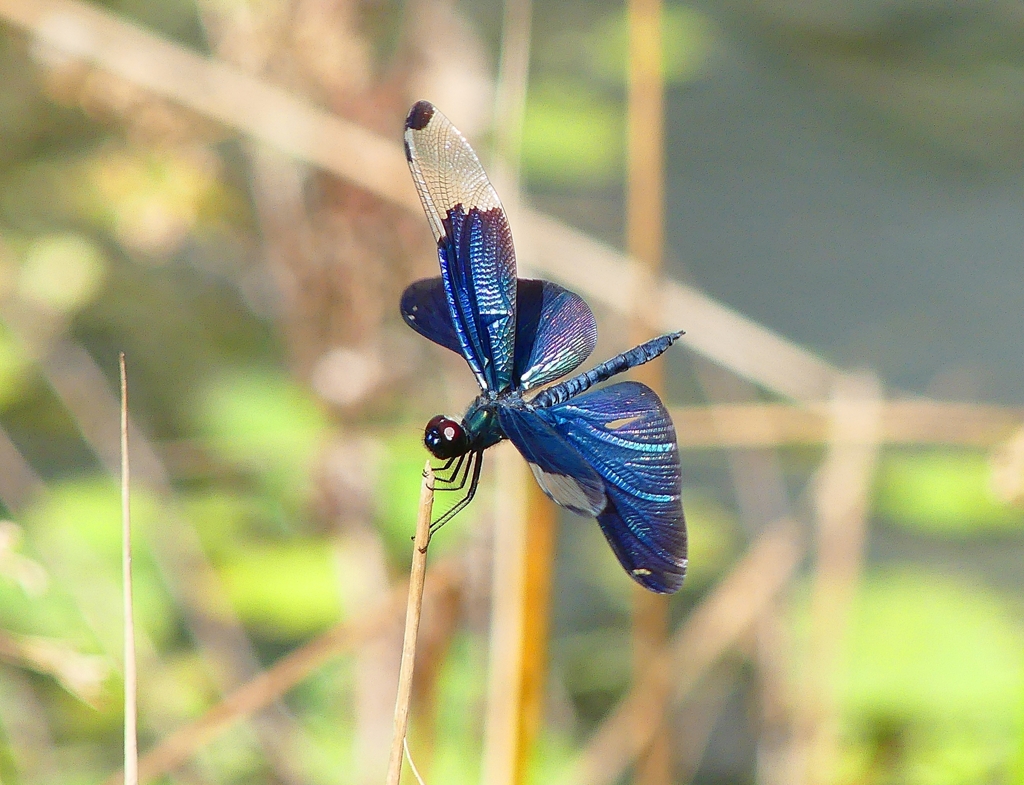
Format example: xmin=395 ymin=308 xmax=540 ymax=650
xmin=521 ymin=81 xmax=624 ymax=187
xmin=80 ymin=146 xmax=238 ymax=257
xmin=0 ymin=324 xmax=33 ymax=409
xmin=844 ymin=569 xmax=1022 ymax=724
xmin=17 ymin=478 xmax=175 ymax=649
xmin=427 ymin=633 xmax=489 ymax=785
xmin=218 ymin=540 xmax=342 ymax=640
xmin=876 ymin=449 xmax=1024 ymax=534
xmin=587 ymin=4 xmax=720 ymax=85
xmin=678 ymin=489 xmax=741 ymax=589
xmin=197 ymin=368 xmax=330 ymax=513
xmin=18 ymin=233 xmax=107 ymax=314
xmin=794 ymin=567 xmax=1024 ymax=785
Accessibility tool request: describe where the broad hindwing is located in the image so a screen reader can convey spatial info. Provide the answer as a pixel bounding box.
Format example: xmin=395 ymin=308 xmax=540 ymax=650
xmin=496 ymin=406 xmax=606 ymax=517
xmin=537 ymin=381 xmax=687 ymax=593
xmin=514 ymin=280 xmax=597 ymax=390
xmin=400 ymin=277 xmax=462 ymax=355
xmin=404 ymin=101 xmax=517 ymax=392
xmin=402 ymin=277 xmax=598 ymax=391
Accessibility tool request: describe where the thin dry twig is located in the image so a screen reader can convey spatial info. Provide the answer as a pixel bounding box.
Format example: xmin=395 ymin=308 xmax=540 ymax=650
xmin=482 ymin=444 xmax=530 ymax=785
xmin=793 ymin=374 xmax=883 ymax=785
xmin=0 ymin=630 xmax=108 ymax=705
xmin=385 ymin=463 xmax=435 ymax=785
xmin=103 ymin=555 xmax=463 ymax=785
xmin=0 ymin=324 xmax=307 ymax=777
xmin=120 ymin=354 xmax=138 ymax=785
xmin=670 ymin=400 xmax=1024 ymax=449
xmin=626 ymin=1 xmax=672 ymax=781
xmin=0 ymin=0 xmax=841 ymax=401
xmin=562 ymin=519 xmax=804 ymax=785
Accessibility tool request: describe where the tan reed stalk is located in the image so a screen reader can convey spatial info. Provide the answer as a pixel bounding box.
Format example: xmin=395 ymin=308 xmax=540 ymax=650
xmin=119 ymin=353 xmax=138 ymax=785
xmin=384 ymin=462 xmax=435 ymax=785
xmin=626 ymin=1 xmax=672 ymax=782
xmin=794 ymin=374 xmax=882 ymax=785
xmin=0 ymin=0 xmax=843 ymax=402
xmin=563 ymin=519 xmax=804 ymax=785
xmin=103 ymin=557 xmax=465 ymax=785
xmin=481 ymin=1 xmax=551 ymax=781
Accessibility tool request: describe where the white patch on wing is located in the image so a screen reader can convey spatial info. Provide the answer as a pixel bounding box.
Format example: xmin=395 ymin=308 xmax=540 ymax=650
xmin=606 ymin=415 xmax=642 ymax=431
xmin=528 ymin=463 xmax=605 ymax=516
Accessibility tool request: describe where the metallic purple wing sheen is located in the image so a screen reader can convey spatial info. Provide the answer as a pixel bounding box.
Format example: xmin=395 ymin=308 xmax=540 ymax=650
xmin=404 ymin=101 xmax=517 ymax=392
xmin=513 ymin=280 xmax=598 ymax=391
xmin=496 ymin=406 xmax=606 ymax=517
xmin=402 ymin=277 xmax=597 ymax=387
xmin=400 ymin=277 xmax=463 ymax=355
xmin=537 ymin=381 xmax=686 ymax=593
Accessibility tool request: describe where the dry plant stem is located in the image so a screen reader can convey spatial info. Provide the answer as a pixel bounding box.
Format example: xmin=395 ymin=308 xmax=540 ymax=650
xmin=6 ymin=333 xmax=308 ymax=780
xmin=481 ymin=446 xmax=529 ymax=785
xmin=119 ymin=354 xmax=138 ymax=785
xmin=0 ymin=0 xmax=841 ymax=402
xmin=513 ymin=483 xmax=556 ymax=777
xmin=670 ymin=400 xmax=1024 ymax=450
xmin=104 ymin=556 xmax=463 ymax=785
xmin=626 ymin=0 xmax=670 ymax=780
xmin=385 ymin=463 xmax=435 ymax=785
xmin=563 ymin=519 xmax=804 ymax=785
xmin=795 ymin=374 xmax=882 ymax=785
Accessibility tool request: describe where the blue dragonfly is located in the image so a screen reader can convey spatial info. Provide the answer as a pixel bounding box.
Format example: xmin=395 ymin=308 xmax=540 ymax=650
xmin=400 ymin=101 xmax=687 ymax=593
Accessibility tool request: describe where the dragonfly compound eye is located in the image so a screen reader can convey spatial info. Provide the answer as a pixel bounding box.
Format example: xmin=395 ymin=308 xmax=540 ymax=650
xmin=424 ymin=415 xmax=469 ymax=459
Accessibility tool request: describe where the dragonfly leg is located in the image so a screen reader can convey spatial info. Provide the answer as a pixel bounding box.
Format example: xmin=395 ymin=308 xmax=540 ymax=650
xmin=430 ymin=451 xmax=482 ymax=533
xmin=434 ymin=453 xmax=467 ymax=486
xmin=434 ymin=453 xmax=474 ymax=493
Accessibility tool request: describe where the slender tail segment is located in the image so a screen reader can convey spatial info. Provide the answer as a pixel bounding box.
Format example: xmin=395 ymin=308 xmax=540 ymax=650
xmin=531 ymin=331 xmax=685 ymax=409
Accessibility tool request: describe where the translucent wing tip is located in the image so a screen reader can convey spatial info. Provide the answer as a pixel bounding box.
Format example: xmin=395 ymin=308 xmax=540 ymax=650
xmin=406 ymin=101 xmax=436 ymax=131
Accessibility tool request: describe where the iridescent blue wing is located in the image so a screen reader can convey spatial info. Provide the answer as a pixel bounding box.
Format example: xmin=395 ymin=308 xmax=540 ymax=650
xmin=537 ymin=381 xmax=686 ymax=593
xmin=404 ymin=101 xmax=517 ymax=393
xmin=496 ymin=406 xmax=606 ymax=518
xmin=513 ymin=280 xmax=597 ymax=391
xmin=403 ymin=276 xmax=597 ymax=388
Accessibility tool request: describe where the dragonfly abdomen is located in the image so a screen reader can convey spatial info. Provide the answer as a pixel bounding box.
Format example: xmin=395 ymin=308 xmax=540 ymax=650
xmin=531 ymin=331 xmax=684 ymax=409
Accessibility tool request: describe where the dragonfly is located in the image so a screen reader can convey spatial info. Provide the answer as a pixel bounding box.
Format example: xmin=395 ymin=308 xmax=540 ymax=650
xmin=400 ymin=100 xmax=687 ymax=593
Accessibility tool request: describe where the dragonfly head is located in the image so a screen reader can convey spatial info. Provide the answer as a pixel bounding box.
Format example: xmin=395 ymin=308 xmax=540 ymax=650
xmin=424 ymin=415 xmax=470 ymax=459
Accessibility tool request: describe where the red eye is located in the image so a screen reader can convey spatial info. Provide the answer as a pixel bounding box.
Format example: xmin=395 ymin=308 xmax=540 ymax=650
xmin=424 ymin=415 xmax=469 ymax=459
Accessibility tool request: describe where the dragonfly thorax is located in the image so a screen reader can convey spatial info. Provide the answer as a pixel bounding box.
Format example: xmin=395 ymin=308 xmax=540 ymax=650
xmin=424 ymin=414 xmax=470 ymax=459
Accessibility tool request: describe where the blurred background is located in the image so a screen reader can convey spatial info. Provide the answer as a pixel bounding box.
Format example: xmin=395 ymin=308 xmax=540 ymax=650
xmin=0 ymin=0 xmax=1022 ymax=784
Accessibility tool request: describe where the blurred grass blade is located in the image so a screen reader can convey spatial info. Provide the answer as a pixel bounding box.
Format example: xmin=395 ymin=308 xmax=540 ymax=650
xmin=563 ymin=519 xmax=804 ymax=785
xmin=0 ymin=0 xmax=841 ymax=402
xmin=626 ymin=0 xmax=670 ymax=782
xmin=481 ymin=446 xmax=529 ymax=785
xmin=103 ymin=556 xmax=464 ymax=785
xmin=793 ymin=373 xmax=883 ymax=785
xmin=119 ymin=353 xmax=138 ymax=785
xmin=385 ymin=462 xmax=435 ymax=785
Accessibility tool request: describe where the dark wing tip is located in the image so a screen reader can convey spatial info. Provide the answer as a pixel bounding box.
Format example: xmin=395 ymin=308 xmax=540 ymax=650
xmin=406 ymin=101 xmax=435 ymax=131
xmin=634 ymin=561 xmax=687 ymax=594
